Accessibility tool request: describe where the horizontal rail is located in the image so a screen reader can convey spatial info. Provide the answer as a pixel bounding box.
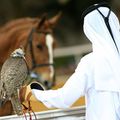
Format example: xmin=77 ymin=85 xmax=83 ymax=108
xmin=0 ymin=106 xmax=85 ymax=120
xmin=54 ymin=44 xmax=92 ymax=58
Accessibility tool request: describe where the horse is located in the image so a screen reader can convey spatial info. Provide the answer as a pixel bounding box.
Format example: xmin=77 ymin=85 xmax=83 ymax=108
xmin=0 ymin=12 xmax=61 ymax=116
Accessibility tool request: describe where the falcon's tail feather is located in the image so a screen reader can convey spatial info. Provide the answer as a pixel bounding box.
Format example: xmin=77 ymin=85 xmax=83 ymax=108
xmin=11 ymin=92 xmax=23 ymax=115
xmin=0 ymin=87 xmax=8 ymax=108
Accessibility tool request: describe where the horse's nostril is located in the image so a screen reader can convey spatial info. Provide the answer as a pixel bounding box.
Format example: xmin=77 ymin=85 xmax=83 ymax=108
xmin=44 ymin=80 xmax=49 ymax=86
xmin=43 ymin=80 xmax=51 ymax=89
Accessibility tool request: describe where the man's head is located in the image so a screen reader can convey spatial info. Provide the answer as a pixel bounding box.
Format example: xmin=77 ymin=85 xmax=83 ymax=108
xmin=82 ymin=2 xmax=120 ymax=54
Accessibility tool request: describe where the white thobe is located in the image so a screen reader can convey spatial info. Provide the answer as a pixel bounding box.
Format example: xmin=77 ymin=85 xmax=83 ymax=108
xmin=32 ymin=53 xmax=120 ymax=120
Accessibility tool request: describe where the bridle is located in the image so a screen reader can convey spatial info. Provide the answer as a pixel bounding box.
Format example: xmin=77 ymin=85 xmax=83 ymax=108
xmin=25 ymin=28 xmax=55 ymax=88
xmin=26 ymin=28 xmax=54 ymax=70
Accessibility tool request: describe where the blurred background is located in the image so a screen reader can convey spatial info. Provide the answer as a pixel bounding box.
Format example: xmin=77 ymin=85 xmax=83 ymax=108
xmin=0 ymin=0 xmax=120 ymax=116
xmin=0 ymin=0 xmax=120 ymax=82
xmin=0 ymin=0 xmax=119 ymax=47
xmin=0 ymin=0 xmax=120 ymax=73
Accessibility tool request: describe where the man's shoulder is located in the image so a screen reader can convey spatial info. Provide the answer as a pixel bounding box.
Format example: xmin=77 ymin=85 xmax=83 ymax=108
xmin=76 ymin=52 xmax=93 ymax=71
xmin=81 ymin=52 xmax=93 ymax=62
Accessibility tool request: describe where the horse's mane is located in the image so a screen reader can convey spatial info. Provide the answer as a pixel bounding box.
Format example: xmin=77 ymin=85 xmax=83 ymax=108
xmin=0 ymin=17 xmax=42 ymax=63
xmin=0 ymin=17 xmax=40 ymax=33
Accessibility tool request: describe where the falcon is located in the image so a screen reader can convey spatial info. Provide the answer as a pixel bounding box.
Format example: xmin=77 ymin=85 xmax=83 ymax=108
xmin=0 ymin=48 xmax=28 ymax=115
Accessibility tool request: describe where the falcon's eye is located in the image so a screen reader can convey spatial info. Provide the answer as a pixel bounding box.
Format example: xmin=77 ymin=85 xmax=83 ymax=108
xmin=16 ymin=52 xmax=24 ymax=57
xmin=16 ymin=52 xmax=21 ymax=55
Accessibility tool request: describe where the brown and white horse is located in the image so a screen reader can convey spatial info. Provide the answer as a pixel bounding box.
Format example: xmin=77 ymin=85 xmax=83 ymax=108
xmin=0 ymin=13 xmax=61 ymax=116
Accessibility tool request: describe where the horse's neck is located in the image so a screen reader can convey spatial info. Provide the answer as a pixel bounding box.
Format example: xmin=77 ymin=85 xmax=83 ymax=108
xmin=0 ymin=28 xmax=30 ymax=64
xmin=0 ymin=18 xmax=38 ymax=33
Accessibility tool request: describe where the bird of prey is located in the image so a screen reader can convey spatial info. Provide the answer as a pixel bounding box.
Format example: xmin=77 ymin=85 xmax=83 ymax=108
xmin=0 ymin=48 xmax=28 ymax=115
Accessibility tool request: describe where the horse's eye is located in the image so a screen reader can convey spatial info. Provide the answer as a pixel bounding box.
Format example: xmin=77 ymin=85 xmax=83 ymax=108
xmin=37 ymin=44 xmax=43 ymax=50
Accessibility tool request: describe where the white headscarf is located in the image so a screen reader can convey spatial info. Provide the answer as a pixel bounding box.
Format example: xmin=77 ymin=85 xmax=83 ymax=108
xmin=83 ymin=5 xmax=120 ymax=91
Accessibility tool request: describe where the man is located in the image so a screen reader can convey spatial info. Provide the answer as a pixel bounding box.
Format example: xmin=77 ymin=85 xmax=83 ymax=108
xmin=24 ymin=2 xmax=120 ymax=120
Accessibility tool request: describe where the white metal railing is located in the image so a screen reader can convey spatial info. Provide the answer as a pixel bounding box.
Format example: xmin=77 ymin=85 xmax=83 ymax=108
xmin=54 ymin=44 xmax=92 ymax=64
xmin=0 ymin=106 xmax=85 ymax=120
xmin=54 ymin=44 xmax=92 ymax=58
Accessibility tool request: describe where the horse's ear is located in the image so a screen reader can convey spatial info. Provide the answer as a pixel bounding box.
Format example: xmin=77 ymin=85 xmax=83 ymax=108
xmin=48 ymin=11 xmax=62 ymax=27
xmin=37 ymin=13 xmax=47 ymax=29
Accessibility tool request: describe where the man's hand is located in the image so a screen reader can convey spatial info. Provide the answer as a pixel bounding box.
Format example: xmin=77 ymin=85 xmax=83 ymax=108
xmin=19 ymin=82 xmax=45 ymax=102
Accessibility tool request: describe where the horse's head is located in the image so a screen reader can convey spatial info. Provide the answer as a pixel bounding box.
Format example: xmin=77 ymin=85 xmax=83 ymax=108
xmin=25 ymin=12 xmax=61 ymax=89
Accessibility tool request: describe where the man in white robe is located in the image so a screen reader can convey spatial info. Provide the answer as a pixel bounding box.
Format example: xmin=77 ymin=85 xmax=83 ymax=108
xmin=25 ymin=2 xmax=120 ymax=120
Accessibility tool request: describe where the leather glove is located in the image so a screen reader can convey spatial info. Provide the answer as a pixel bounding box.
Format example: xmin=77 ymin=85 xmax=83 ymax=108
xmin=19 ymin=82 xmax=45 ymax=102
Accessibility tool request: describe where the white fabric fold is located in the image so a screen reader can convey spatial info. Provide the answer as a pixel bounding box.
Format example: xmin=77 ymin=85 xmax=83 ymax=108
xmin=32 ymin=89 xmax=71 ymax=108
xmin=83 ymin=7 xmax=120 ymax=91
